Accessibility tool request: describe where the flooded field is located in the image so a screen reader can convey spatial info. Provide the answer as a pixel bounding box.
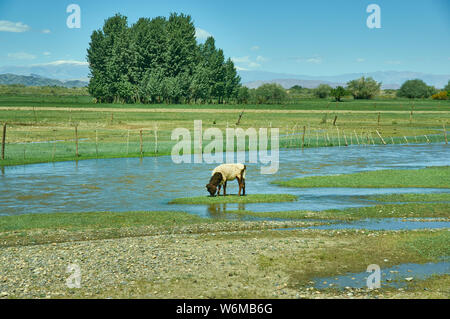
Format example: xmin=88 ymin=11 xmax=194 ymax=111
xmin=1 ymin=143 xmax=449 ymax=218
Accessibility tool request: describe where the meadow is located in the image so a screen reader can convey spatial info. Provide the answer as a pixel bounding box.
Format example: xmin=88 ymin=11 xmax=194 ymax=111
xmin=0 ymin=91 xmax=448 ymax=166
xmin=0 ymin=89 xmax=449 ymax=299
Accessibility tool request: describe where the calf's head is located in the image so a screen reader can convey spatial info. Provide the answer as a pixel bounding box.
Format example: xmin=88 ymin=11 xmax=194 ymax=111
xmin=206 ymin=172 xmax=223 ymax=196
xmin=205 ymin=183 xmax=217 ymax=196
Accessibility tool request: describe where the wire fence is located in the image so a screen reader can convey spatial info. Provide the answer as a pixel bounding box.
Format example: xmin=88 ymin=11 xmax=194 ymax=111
xmin=0 ymin=123 xmax=448 ymax=165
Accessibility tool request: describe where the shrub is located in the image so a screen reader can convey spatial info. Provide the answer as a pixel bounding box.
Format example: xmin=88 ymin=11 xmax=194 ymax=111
xmin=252 ymin=83 xmax=288 ymax=104
xmin=346 ymin=77 xmax=381 ymax=99
xmin=314 ymin=84 xmax=332 ymax=98
xmin=397 ymin=79 xmax=433 ymax=99
xmin=330 ymin=86 xmax=348 ymax=102
xmin=431 ymin=91 xmax=448 ymax=100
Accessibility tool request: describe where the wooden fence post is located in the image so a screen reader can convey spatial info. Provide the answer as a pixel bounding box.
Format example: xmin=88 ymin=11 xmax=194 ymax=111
xmin=302 ymin=126 xmax=306 ymax=150
xmin=1 ymin=123 xmax=6 ymax=160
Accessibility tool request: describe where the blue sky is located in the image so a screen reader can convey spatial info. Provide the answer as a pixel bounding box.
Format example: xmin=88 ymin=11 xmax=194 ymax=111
xmin=0 ymin=0 xmax=449 ymax=76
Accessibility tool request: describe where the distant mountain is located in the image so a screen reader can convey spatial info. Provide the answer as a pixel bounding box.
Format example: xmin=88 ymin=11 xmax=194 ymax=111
xmin=239 ymin=70 xmax=450 ymax=89
xmin=0 ymin=73 xmax=88 ymax=88
xmin=244 ymin=79 xmax=344 ymax=90
xmin=0 ymin=61 xmax=89 ymax=81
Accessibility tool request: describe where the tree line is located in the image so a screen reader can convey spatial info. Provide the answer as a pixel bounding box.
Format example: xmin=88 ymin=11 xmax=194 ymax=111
xmin=87 ymin=13 xmax=241 ymax=104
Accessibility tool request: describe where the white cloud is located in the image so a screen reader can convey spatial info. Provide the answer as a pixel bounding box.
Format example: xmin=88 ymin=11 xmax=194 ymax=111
xmin=195 ymin=28 xmax=212 ymax=41
xmin=356 ymin=58 xmax=365 ymax=63
xmin=0 ymin=20 xmax=30 ymax=32
xmin=256 ymin=55 xmax=268 ymax=63
xmin=7 ymin=52 xmax=36 ymax=60
xmin=231 ymin=56 xmax=263 ymax=70
xmin=251 ymin=45 xmax=260 ymax=51
xmin=292 ymin=55 xmax=323 ymax=64
xmin=43 ymin=52 xmax=51 ymax=56
xmin=235 ymin=65 xmax=249 ymax=71
xmin=306 ymin=57 xmax=322 ymax=64
xmin=38 ymin=60 xmax=89 ymax=66
xmin=41 ymin=29 xmax=51 ymax=34
xmin=231 ymin=56 xmax=251 ymax=64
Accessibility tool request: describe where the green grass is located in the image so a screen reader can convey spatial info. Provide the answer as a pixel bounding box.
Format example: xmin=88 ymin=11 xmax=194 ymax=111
xmin=1 ymin=92 xmax=449 ymax=111
xmin=401 ymin=231 xmax=450 ymax=260
xmin=0 ymin=210 xmax=210 ymax=232
xmin=169 ymin=194 xmax=298 ymax=205
xmin=228 ymin=203 xmax=450 ymax=221
xmin=273 ymin=166 xmax=450 ymax=189
xmin=0 ymin=93 xmax=449 ymax=167
xmin=364 ymin=193 xmax=450 ymax=202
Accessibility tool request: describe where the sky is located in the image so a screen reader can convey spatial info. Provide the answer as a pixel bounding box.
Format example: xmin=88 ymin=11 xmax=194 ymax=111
xmin=0 ymin=0 xmax=449 ymax=76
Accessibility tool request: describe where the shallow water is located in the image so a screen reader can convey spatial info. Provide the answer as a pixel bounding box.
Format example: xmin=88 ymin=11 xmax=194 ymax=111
xmin=313 ymin=260 xmax=450 ymax=290
xmin=0 ymin=143 xmax=449 ymax=218
xmin=277 ymin=218 xmax=450 ymax=231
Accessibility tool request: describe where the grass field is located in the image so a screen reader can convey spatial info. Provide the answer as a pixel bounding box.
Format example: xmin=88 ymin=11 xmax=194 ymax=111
xmin=227 ymin=203 xmax=450 ymax=221
xmin=0 ymin=94 xmax=448 ymax=166
xmin=273 ymin=166 xmax=450 ymax=188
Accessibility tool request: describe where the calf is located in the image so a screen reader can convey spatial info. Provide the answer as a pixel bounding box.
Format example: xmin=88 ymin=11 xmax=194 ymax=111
xmin=206 ymin=163 xmax=246 ymax=196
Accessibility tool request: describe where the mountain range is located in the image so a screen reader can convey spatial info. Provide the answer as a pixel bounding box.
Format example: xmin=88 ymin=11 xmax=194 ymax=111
xmin=0 ymin=61 xmax=448 ymax=90
xmin=0 ymin=73 xmax=88 ymax=88
xmin=239 ymin=70 xmax=450 ymax=89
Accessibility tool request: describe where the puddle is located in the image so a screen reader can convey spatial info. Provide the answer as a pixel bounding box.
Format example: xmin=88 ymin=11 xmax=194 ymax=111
xmin=313 ymin=260 xmax=450 ymax=290
xmin=0 ymin=143 xmax=449 ymax=218
xmin=276 ymin=218 xmax=450 ymax=231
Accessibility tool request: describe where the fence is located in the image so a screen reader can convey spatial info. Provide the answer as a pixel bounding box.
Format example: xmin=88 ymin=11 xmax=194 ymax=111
xmin=0 ymin=123 xmax=448 ymax=165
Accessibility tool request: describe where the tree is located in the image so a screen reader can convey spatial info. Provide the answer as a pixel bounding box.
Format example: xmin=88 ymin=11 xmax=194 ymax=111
xmin=397 ymin=79 xmax=432 ymax=99
xmin=223 ymin=58 xmax=241 ymax=103
xmin=165 ymin=13 xmax=198 ymax=78
xmin=237 ymin=86 xmax=250 ymax=104
xmin=253 ymin=83 xmax=288 ymax=104
xmin=87 ymin=13 xmax=241 ymax=104
xmin=346 ymin=77 xmax=381 ymax=99
xmin=330 ymin=86 xmax=348 ymax=102
xmin=314 ymin=84 xmax=332 ymax=98
xmin=444 ymin=80 xmax=450 ymax=92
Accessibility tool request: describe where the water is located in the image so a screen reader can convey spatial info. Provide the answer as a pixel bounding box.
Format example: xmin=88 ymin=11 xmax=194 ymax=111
xmin=277 ymin=218 xmax=450 ymax=231
xmin=313 ymin=260 xmax=450 ymax=290
xmin=0 ymin=143 xmax=449 ymax=218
